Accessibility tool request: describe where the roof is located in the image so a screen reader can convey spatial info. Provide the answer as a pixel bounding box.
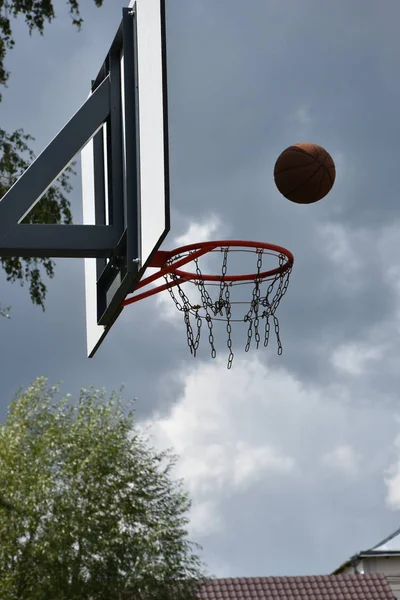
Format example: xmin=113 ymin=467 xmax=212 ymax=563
xmin=371 ymin=526 xmax=400 ymax=553
xmin=198 ymin=573 xmax=395 ymax=600
xmin=334 ymin=526 xmax=400 ymax=573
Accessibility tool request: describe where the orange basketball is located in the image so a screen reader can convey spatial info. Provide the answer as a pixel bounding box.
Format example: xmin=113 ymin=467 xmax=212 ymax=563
xmin=274 ymin=142 xmax=336 ymax=204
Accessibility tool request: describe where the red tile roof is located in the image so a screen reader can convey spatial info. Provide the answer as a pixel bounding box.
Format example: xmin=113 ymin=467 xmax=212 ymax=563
xmin=198 ymin=573 xmax=394 ymax=600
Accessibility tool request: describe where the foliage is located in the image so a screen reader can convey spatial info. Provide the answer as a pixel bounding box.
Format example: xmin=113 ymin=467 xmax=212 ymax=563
xmin=0 ymin=0 xmax=105 ymax=91
xmin=0 ymin=1 xmax=105 ymax=311
xmin=0 ymin=378 xmax=208 ymax=600
xmin=0 ymin=128 xmax=73 ymax=309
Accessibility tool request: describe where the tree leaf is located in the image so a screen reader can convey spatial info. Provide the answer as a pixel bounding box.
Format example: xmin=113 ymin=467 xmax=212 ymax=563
xmin=0 ymin=378 xmax=210 ymax=599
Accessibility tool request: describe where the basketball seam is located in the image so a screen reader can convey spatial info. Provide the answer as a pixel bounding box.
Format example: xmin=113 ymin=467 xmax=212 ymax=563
xmin=284 ymin=147 xmax=313 ymax=156
xmin=274 ymin=144 xmax=335 ymax=202
xmin=274 ymin=160 xmax=318 ymax=175
xmin=285 ymin=163 xmax=323 ymax=199
xmin=290 ymin=145 xmax=318 ymax=155
xmin=326 ymin=165 xmax=335 ymax=185
xmin=315 ymin=168 xmax=325 ymax=200
xmin=311 ymin=143 xmax=320 ymax=161
xmin=275 ymin=145 xmax=334 ymax=175
xmin=275 ymin=155 xmax=331 ymax=175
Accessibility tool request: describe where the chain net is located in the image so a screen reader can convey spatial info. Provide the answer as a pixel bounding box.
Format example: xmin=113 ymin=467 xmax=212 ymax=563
xmin=164 ymin=245 xmax=292 ymax=369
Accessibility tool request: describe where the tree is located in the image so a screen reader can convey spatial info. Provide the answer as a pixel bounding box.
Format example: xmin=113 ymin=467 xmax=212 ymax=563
xmin=0 ymin=1 xmax=104 ymax=310
xmin=0 ymin=378 xmax=208 ymax=600
xmin=0 ymin=128 xmax=73 ymax=310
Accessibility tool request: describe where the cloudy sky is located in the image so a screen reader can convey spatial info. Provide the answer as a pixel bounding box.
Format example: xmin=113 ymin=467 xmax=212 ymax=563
xmin=2 ymin=0 xmax=400 ymax=580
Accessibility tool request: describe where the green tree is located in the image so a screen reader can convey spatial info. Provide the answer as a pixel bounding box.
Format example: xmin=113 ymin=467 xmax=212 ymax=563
xmin=0 ymin=1 xmax=104 ymax=310
xmin=0 ymin=378 xmax=208 ymax=600
xmin=0 ymin=129 xmax=73 ymax=310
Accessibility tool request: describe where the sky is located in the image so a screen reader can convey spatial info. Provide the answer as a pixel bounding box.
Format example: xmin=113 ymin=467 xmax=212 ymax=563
xmin=2 ymin=0 xmax=400 ymax=580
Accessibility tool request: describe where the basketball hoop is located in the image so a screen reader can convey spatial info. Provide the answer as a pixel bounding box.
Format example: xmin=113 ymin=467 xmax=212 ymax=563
xmin=122 ymin=240 xmax=294 ymax=368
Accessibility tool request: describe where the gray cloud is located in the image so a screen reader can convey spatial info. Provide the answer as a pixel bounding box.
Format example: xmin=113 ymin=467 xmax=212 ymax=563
xmin=2 ymin=0 xmax=400 ymax=580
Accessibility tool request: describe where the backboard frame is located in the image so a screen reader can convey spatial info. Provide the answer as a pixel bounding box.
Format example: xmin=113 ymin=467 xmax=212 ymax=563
xmin=0 ymin=2 xmax=170 ymax=358
xmin=83 ymin=1 xmax=170 ymax=356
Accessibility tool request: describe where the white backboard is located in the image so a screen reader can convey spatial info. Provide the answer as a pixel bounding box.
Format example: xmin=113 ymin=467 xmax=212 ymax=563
xmin=82 ymin=0 xmax=169 ymax=357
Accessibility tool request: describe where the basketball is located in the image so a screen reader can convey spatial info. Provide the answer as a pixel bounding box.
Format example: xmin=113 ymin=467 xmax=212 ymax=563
xmin=274 ymin=143 xmax=336 ymax=204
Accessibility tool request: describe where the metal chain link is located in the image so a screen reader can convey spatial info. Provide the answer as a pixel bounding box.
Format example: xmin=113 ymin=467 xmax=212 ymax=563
xmin=193 ymin=310 xmax=202 ymax=353
xmin=254 ymin=250 xmax=263 ymax=348
xmin=259 ymin=255 xmax=292 ymax=352
xmin=244 ymin=249 xmax=263 ymax=351
xmin=165 ymin=272 xmax=198 ymax=355
xmin=264 ymin=315 xmax=270 ymax=348
xmin=274 ymin=314 xmax=283 ymax=355
xmin=225 ymin=284 xmax=234 ymax=368
xmin=162 ymin=247 xmax=292 ymax=368
xmin=216 ymin=248 xmax=228 ymax=315
xmin=245 ymin=319 xmax=253 ymax=352
xmin=195 ymin=257 xmax=217 ymax=358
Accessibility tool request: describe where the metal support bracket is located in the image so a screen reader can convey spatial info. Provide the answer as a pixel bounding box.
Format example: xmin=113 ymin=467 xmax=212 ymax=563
xmin=0 ymin=9 xmax=142 ymax=337
xmin=0 ymin=76 xmax=121 ymax=258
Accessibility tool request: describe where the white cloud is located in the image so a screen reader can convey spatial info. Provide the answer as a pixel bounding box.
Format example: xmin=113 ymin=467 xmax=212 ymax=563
xmin=175 ymin=216 xmax=223 ymax=247
xmin=318 ymin=223 xmax=364 ymax=284
xmin=331 ymin=342 xmax=384 ymax=376
xmin=168 ymin=439 xmax=295 ymax=497
xmin=140 ymin=358 xmax=300 ymax=536
xmin=385 ymin=463 xmax=400 ymax=509
xmin=321 ymin=444 xmax=360 ymax=475
xmin=152 ymin=216 xmax=225 ymax=323
xmin=319 ymin=220 xmax=400 ymax=303
xmin=293 ymin=106 xmax=312 ymax=127
xmin=140 ymin=356 xmax=375 ymax=539
xmin=384 ymin=428 xmax=400 ymax=510
xmin=232 ymin=441 xmax=294 ymax=487
xmin=288 ymin=106 xmax=313 ymax=140
xmin=378 ymin=223 xmax=400 ymax=291
xmin=189 ymin=499 xmax=222 ymax=537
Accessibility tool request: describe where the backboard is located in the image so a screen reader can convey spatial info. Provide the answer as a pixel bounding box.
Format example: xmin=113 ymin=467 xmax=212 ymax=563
xmin=82 ymin=0 xmax=170 ymax=357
